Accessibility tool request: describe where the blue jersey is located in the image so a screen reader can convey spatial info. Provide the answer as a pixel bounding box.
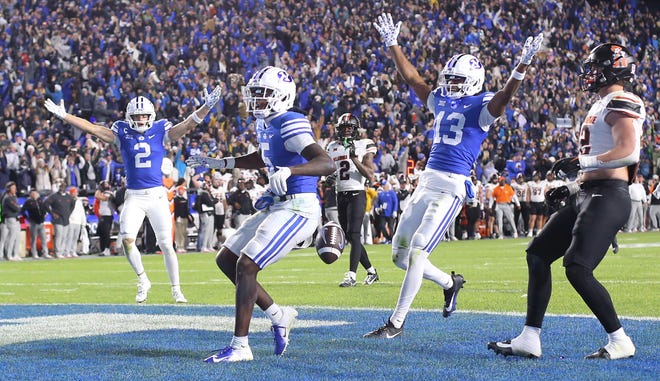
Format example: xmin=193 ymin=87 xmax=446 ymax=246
xmin=256 ymin=110 xmax=317 ymax=195
xmin=111 ymin=119 xmax=172 ymax=190
xmin=425 ymin=91 xmax=495 ymax=176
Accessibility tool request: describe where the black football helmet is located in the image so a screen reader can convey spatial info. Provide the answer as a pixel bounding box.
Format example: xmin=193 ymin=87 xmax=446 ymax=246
xmin=579 ymin=43 xmax=636 ymax=92
xmin=336 ymin=113 xmax=360 ymax=141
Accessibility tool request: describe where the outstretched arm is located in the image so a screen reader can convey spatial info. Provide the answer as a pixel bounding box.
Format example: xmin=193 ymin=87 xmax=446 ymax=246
xmin=44 ymin=99 xmax=115 ymax=143
xmin=374 ymin=13 xmax=432 ymax=104
xmin=168 ymin=86 xmax=222 ymax=141
xmin=488 ymin=34 xmax=543 ymax=117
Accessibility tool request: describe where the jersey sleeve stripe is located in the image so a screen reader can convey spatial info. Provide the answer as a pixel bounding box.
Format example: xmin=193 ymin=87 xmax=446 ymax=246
xmin=607 ymin=99 xmax=642 ymax=118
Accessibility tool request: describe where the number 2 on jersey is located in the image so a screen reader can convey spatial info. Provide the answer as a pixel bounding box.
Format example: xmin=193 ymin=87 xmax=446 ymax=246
xmin=134 ymin=142 xmax=152 ymax=168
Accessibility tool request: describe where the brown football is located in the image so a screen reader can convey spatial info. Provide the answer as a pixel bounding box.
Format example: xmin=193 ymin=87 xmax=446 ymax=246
xmin=315 ymin=221 xmax=346 ymax=264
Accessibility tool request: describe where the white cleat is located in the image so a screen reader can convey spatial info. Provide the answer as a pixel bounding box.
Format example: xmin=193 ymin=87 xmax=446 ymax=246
xmin=203 ymin=346 xmax=254 ymax=363
xmin=172 ymin=287 xmax=188 ymax=303
xmin=136 ymin=278 xmax=152 ymax=303
xmin=586 ymin=336 xmax=635 ymax=360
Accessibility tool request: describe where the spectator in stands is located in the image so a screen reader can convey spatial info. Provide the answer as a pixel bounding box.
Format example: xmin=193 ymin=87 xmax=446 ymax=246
xmin=21 ymin=189 xmax=52 ymax=259
xmin=44 ymin=181 xmax=75 ymax=259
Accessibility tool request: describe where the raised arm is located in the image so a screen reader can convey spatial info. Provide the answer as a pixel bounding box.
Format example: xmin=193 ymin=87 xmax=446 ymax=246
xmin=44 ymin=99 xmax=115 ymax=143
xmin=168 ymin=85 xmax=222 ymax=141
xmin=374 ymin=13 xmax=433 ymax=104
xmin=488 ymin=34 xmax=544 ymax=117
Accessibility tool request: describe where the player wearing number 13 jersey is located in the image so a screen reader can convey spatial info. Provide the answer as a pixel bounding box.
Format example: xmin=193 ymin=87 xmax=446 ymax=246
xmin=366 ymin=12 xmax=544 ymax=339
xmin=44 ymin=86 xmax=223 ymax=304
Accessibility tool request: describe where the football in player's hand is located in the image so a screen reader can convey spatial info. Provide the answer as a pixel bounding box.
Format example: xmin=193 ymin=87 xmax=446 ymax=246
xmin=315 ymin=221 xmax=346 ymax=264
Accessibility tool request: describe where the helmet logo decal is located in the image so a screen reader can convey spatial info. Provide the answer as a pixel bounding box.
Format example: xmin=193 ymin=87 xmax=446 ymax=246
xmin=610 ymin=45 xmax=628 ymax=68
xmin=468 ymin=57 xmax=483 ymax=69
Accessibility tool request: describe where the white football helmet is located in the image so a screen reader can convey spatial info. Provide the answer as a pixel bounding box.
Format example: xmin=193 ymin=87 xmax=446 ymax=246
xmin=125 ymin=96 xmax=156 ymax=133
xmin=438 ymin=54 xmax=485 ymax=98
xmin=241 ymin=66 xmax=296 ymax=118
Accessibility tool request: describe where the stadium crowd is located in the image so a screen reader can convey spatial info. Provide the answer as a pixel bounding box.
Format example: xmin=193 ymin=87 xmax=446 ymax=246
xmin=0 ymin=0 xmax=659 ymax=258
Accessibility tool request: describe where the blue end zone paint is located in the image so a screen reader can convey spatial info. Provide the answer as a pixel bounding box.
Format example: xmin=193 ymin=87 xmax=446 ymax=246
xmin=0 ymin=305 xmax=657 ymax=380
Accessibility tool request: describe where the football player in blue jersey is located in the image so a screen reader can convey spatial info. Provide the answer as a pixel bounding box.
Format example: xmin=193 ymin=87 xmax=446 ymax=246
xmin=364 ymin=13 xmax=543 ymax=339
xmin=187 ymin=66 xmax=335 ymax=363
xmin=44 ymin=85 xmax=222 ymax=304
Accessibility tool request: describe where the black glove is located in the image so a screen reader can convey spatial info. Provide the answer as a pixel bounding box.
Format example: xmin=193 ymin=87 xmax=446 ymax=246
xmin=324 ymin=173 xmax=337 ymax=188
xmin=343 ymin=139 xmax=356 ymax=158
xmin=551 ymin=157 xmax=580 ymax=178
xmin=545 ymin=186 xmax=570 ymax=208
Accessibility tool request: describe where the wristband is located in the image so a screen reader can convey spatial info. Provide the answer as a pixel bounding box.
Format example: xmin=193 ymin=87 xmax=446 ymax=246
xmin=510 ymin=70 xmax=526 ymax=81
xmin=191 ymin=112 xmax=203 ymax=124
xmin=578 ymin=155 xmax=601 ymax=169
xmin=223 ymin=157 xmax=235 ymax=169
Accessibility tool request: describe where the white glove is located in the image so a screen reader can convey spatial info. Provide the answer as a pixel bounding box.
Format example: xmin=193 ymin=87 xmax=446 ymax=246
xmin=373 ymin=13 xmax=402 ymax=47
xmin=44 ymin=99 xmax=67 ymax=120
xmin=269 ymin=167 xmax=291 ymax=196
xmin=186 ymin=155 xmax=226 ymax=169
xmin=203 ymin=85 xmax=222 ymax=109
xmin=519 ymin=33 xmax=544 ymax=65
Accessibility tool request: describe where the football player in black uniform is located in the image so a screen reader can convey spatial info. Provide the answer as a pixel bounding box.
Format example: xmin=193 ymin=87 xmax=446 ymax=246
xmin=325 ymin=114 xmax=379 ymax=287
xmin=489 ymin=43 xmax=644 ymax=360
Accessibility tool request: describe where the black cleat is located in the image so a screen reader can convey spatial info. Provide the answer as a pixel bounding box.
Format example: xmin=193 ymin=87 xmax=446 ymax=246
xmin=363 ymin=319 xmax=404 ymax=339
xmin=442 ymin=271 xmax=465 ymax=317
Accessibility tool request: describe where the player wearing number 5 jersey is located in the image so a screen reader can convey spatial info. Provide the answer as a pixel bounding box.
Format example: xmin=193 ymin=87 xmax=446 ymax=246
xmin=365 ymin=13 xmax=543 ymax=339
xmin=44 ymin=85 xmax=223 ymax=304
xmin=326 ymin=114 xmax=379 ymax=287
xmin=187 ymin=66 xmax=335 ymax=363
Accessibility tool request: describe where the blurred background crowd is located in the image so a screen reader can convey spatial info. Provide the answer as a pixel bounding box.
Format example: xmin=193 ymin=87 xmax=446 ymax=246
xmin=0 ymin=0 xmax=659 ymax=257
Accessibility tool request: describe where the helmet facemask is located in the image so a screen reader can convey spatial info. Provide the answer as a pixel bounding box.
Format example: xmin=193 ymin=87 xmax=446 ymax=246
xmin=126 ymin=96 xmax=156 ymax=133
xmin=438 ymin=54 xmax=485 ymax=98
xmin=336 ymin=113 xmax=360 ymax=146
xmin=242 ymin=66 xmax=296 ymax=119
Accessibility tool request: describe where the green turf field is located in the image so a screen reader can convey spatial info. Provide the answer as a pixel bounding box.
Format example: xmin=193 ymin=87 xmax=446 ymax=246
xmin=1 ymin=232 xmax=658 ymax=318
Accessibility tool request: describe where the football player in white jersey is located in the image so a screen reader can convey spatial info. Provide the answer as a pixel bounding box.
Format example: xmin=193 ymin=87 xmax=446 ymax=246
xmin=526 ymin=171 xmax=549 ymax=236
xmin=44 ymin=85 xmax=223 ymax=304
xmin=325 ymin=113 xmax=379 ymax=287
xmin=511 ymin=173 xmax=530 ymax=236
xmin=489 ymin=43 xmax=645 ymax=360
xmin=366 ymin=13 xmax=543 ymax=338
xmin=187 ymin=66 xmax=335 ymax=363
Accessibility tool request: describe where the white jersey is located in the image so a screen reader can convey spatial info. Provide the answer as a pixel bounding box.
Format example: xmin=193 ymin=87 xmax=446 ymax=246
xmin=578 ymin=90 xmax=645 ymax=173
xmin=326 ymin=138 xmax=377 ymax=192
xmin=511 ymin=181 xmax=529 ymax=202
xmin=546 ymin=179 xmax=565 ymax=190
xmin=527 ymin=180 xmax=548 ymax=203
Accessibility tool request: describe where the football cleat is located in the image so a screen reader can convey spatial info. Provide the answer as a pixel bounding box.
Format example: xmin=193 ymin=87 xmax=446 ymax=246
xmin=172 ymin=287 xmax=187 ymax=303
xmin=487 ymin=339 xmax=541 ymax=358
xmin=363 ymin=271 xmax=379 ymax=285
xmin=339 ymin=272 xmax=357 ymax=287
xmin=272 ymin=307 xmax=298 ymax=355
xmin=135 ymin=278 xmax=152 ymax=303
xmin=363 ymin=319 xmax=404 ymax=339
xmin=203 ymin=346 xmax=254 ymax=363
xmin=585 ymin=337 xmax=635 ymax=360
xmin=442 ymin=271 xmax=465 ymax=317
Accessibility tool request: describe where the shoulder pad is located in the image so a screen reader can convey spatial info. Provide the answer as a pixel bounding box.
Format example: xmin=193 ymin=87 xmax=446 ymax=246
xmin=606 ymin=92 xmax=644 ymax=119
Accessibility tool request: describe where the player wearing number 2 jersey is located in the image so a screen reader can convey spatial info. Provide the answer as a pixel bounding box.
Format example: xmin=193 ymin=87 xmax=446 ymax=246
xmin=366 ymin=12 xmax=544 ymax=339
xmin=326 ymin=113 xmax=379 ymax=287
xmin=44 ymin=86 xmax=223 ymax=304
